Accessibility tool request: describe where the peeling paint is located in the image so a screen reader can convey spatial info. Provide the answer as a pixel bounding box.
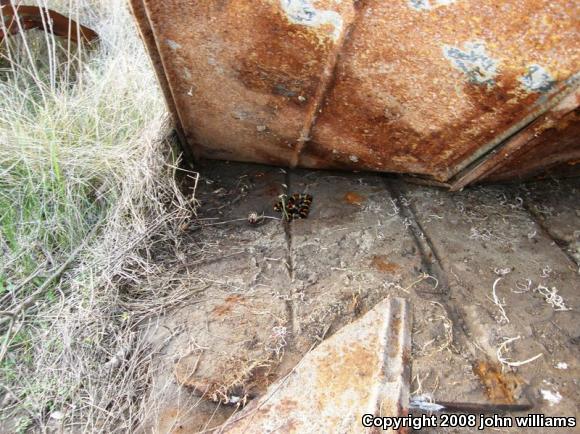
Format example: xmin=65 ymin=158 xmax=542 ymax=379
xmin=443 ymin=41 xmax=498 ymax=86
xmin=166 ymin=39 xmax=181 ymax=50
xmin=408 ymin=0 xmax=457 ymax=10
xmin=519 ymin=64 xmax=556 ymax=93
xmin=280 ymin=0 xmax=343 ymax=40
xmin=409 ymin=0 xmax=431 ymax=9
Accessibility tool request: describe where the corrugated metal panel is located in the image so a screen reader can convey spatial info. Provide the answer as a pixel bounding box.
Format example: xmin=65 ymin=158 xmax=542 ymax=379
xmin=129 ymin=0 xmax=579 ymax=187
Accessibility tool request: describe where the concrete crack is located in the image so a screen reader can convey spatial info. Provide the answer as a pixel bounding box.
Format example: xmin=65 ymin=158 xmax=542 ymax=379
xmin=282 ymin=170 xmax=300 ymax=337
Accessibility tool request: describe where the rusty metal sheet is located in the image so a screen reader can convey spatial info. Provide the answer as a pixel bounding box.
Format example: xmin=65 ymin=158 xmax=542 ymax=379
xmin=218 ymin=297 xmax=412 ymax=433
xmin=450 ymin=87 xmax=580 ymax=188
xmin=129 ymin=0 xmax=579 ymax=186
xmin=0 ymin=1 xmax=97 ymax=44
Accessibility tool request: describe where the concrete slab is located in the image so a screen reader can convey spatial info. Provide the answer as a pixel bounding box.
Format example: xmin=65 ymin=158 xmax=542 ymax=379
xmin=287 ymin=170 xmax=423 ymax=353
xmin=521 ymin=178 xmax=580 ymax=266
xmin=219 ymin=297 xmax=411 ymax=434
xmin=137 ymin=160 xmax=579 ymax=433
xmin=397 ymin=180 xmax=580 ymax=430
xmin=140 ymin=162 xmax=292 ymax=432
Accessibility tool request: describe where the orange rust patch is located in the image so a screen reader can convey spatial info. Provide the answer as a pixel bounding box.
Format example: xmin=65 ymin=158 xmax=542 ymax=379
xmin=212 ymin=295 xmax=246 ymax=317
xmin=473 ymin=361 xmax=522 ymax=404
xmin=315 ymin=340 xmax=377 ymax=402
xmin=225 ymin=294 xmax=244 ymax=303
xmin=276 ymin=398 xmax=299 ymax=413
xmin=388 ymin=317 xmax=402 ymax=359
xmin=371 ymin=256 xmax=400 ymax=274
xmin=236 ymin=2 xmax=333 ymax=106
xmin=343 ymin=191 xmax=365 ymax=205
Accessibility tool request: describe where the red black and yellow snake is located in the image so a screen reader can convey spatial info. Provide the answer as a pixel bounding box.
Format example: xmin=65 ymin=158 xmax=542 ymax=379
xmin=274 ymin=193 xmax=313 ymax=221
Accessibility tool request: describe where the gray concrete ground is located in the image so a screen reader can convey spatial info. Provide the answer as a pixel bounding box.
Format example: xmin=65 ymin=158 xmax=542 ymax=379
xmin=140 ymin=161 xmax=579 ymax=433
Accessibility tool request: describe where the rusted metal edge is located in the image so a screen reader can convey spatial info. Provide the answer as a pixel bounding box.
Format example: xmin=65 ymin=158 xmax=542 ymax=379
xmin=449 ymin=80 xmax=580 ymax=191
xmin=0 ymin=1 xmax=97 ymax=44
xmin=446 ymin=76 xmax=580 ymax=182
xmin=291 ymin=2 xmax=365 ymax=168
xmin=397 ymin=174 xmax=452 ymax=189
xmin=128 ymin=0 xmax=193 ymax=163
xmin=215 ymin=297 xmax=412 ymax=433
xmin=375 ymin=297 xmax=412 ymax=431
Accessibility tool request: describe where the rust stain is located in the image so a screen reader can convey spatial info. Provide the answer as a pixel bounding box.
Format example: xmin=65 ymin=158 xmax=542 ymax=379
xmin=275 ymin=398 xmax=299 ymax=413
xmin=235 ymin=3 xmax=329 ymax=107
xmin=212 ymin=295 xmax=246 ymax=317
xmin=481 ymin=96 xmax=580 ymax=183
xmin=343 ymin=191 xmax=366 ymax=205
xmin=473 ymin=361 xmax=522 ymax=404
xmin=371 ymin=256 xmax=400 ymax=274
xmin=131 ymin=0 xmax=580 ymax=186
xmin=264 ymin=182 xmax=283 ymax=196
xmin=315 ymin=341 xmax=377 ymax=401
xmin=451 ymin=87 xmax=580 ymax=188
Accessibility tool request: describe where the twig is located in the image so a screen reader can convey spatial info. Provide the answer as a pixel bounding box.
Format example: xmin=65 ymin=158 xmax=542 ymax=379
xmin=0 ymin=260 xmax=48 ymax=306
xmin=0 ymin=221 xmax=102 ymax=328
xmin=497 ymin=336 xmax=543 ymax=368
xmin=490 ymin=277 xmax=509 ymax=324
xmin=0 ymin=315 xmax=15 ymax=363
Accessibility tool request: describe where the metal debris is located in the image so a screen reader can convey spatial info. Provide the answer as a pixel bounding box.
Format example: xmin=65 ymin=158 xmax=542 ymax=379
xmin=0 ymin=1 xmax=98 ymax=44
xmin=130 ymin=0 xmax=578 ymax=187
xmin=218 ymin=297 xmax=412 ymax=433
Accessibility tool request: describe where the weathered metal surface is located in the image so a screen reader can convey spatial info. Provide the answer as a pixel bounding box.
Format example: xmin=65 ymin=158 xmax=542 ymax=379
xmin=129 ymin=0 xmax=579 ymax=186
xmin=0 ymin=1 xmax=97 ymax=44
xmin=218 ymin=297 xmax=412 ymax=434
xmin=450 ymin=88 xmax=580 ymax=189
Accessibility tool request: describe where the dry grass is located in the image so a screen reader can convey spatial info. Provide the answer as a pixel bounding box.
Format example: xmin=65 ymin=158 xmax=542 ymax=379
xmin=0 ymin=1 xmax=196 ymax=432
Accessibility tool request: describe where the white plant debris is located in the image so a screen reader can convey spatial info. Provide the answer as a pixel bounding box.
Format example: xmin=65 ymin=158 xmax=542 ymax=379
xmin=470 ymin=227 xmax=493 ymax=241
xmin=266 ymin=325 xmax=288 ymax=358
xmin=490 ymin=277 xmax=510 ymax=324
xmin=540 ymin=389 xmax=562 ymax=406
xmin=496 ymin=336 xmax=543 ymax=368
xmin=387 ymin=198 xmax=400 ymax=217
xmin=512 ymin=279 xmax=533 ymax=294
xmin=494 ymin=267 xmax=511 ymax=276
xmin=534 ymin=285 xmax=571 ymax=311
xmin=540 ymin=265 xmax=553 ymax=278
